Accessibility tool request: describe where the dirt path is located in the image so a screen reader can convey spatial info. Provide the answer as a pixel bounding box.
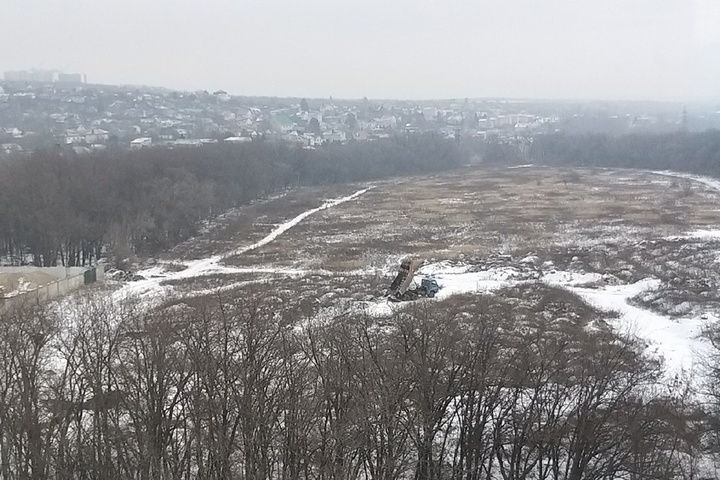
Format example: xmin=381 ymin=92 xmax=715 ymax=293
xmin=113 ymin=187 xmax=373 ymax=301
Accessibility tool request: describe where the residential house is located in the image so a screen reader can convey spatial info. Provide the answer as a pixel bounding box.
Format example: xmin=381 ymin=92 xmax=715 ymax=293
xmin=283 ymin=131 xmax=308 ymax=146
xmin=446 ymin=114 xmax=464 ymax=126
xmin=374 ymin=115 xmax=397 ymax=129
xmin=477 ymin=118 xmax=492 ymax=130
xmin=64 ymin=130 xmax=85 ymax=145
xmin=213 ymin=90 xmax=230 ymax=102
xmin=85 ymin=128 xmax=109 ymax=144
xmin=1 ymin=143 xmax=23 ymax=155
xmin=3 ymin=127 xmax=22 ymax=138
xmin=173 ymin=139 xmax=203 ymax=148
xmin=223 ymin=136 xmax=252 ymax=144
xmin=322 ymin=129 xmax=346 ymax=143
xmin=130 ymin=137 xmax=152 ymax=149
xmin=517 ymin=114 xmax=534 ymax=124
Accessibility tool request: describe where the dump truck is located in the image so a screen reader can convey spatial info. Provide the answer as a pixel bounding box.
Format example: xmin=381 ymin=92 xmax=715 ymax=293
xmin=387 ymin=258 xmax=441 ymax=302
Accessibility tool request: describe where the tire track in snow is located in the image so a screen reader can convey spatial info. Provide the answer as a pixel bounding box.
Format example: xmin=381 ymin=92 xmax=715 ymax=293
xmin=651 ymin=169 xmax=720 ymax=192
xmin=114 ymin=186 xmax=373 ymax=299
xmin=223 ymin=187 xmax=373 ymax=258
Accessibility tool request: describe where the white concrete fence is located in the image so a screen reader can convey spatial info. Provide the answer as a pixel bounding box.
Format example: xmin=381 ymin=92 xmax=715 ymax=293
xmin=0 ymin=265 xmax=104 ymax=315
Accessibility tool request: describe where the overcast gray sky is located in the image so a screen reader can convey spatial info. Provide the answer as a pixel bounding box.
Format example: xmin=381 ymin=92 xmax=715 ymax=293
xmin=1 ymin=0 xmax=718 ymax=101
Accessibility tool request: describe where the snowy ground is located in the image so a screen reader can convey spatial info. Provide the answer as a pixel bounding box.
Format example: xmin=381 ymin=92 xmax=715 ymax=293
xmin=111 ymin=187 xmax=373 ymax=301
xmin=568 ymin=279 xmax=713 ymax=376
xmin=103 ymin=166 xmax=720 ymax=380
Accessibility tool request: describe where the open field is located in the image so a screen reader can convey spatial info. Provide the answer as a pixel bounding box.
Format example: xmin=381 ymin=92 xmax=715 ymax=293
xmin=234 ymin=166 xmax=720 ymax=267
xmin=110 ymin=165 xmax=720 ymax=376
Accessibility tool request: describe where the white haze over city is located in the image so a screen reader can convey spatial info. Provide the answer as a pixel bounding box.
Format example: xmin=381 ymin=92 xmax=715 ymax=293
xmin=1 ymin=0 xmax=719 ymax=101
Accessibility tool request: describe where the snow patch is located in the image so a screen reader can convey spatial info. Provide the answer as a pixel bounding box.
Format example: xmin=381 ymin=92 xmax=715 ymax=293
xmin=554 ymin=278 xmax=711 ymax=377
xmin=652 ymin=169 xmax=720 ymax=192
xmin=507 ymin=164 xmax=534 ymax=169
xmin=541 ymin=271 xmax=603 ymax=286
xmin=363 ymin=257 xmax=714 ymax=381
xmin=671 ymin=229 xmax=720 ymax=241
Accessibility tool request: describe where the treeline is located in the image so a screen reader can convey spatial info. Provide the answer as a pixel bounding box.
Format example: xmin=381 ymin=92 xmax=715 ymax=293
xmin=0 ymin=135 xmax=462 ymax=267
xmin=531 ymin=130 xmax=720 ymax=175
xmin=0 ymin=290 xmax=707 ymax=479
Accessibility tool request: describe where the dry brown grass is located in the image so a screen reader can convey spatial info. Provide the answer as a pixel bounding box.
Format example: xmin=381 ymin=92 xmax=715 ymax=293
xmin=159 ymin=166 xmax=720 ymax=278
xmin=322 ymin=259 xmax=367 ymax=271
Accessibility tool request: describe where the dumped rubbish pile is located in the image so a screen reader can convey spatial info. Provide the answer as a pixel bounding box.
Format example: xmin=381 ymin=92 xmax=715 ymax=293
xmin=106 ymin=269 xmax=145 ymax=282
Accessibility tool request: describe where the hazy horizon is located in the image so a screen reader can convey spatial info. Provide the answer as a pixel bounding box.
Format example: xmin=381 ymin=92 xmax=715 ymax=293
xmin=2 ymin=0 xmax=719 ymax=102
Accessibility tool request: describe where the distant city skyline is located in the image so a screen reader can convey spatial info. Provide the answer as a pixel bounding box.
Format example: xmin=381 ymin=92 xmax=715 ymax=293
xmin=2 ymin=0 xmax=719 ymax=102
xmin=4 ymin=69 xmax=87 ymax=85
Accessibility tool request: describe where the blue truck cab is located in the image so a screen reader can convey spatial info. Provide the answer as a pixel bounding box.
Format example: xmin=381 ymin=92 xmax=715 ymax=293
xmin=420 ymin=278 xmax=440 ymax=297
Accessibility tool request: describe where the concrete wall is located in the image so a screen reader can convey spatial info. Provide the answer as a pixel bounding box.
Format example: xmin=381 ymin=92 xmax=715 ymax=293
xmin=0 ymin=266 xmax=87 ymax=280
xmin=0 ymin=265 xmax=104 ymax=315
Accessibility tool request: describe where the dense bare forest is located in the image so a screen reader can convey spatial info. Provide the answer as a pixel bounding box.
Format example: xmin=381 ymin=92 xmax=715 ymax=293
xmin=0 ymin=135 xmax=462 ymax=267
xmin=531 ymin=131 xmax=720 ymax=175
xmin=0 ymin=286 xmax=713 ymax=480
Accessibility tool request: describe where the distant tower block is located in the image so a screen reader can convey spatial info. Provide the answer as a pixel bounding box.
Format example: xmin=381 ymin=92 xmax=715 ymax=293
xmin=681 ymin=106 xmax=688 ymax=132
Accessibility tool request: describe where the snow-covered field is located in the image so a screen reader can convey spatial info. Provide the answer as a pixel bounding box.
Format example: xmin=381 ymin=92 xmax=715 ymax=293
xmin=104 ymin=166 xmax=720 ymax=381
